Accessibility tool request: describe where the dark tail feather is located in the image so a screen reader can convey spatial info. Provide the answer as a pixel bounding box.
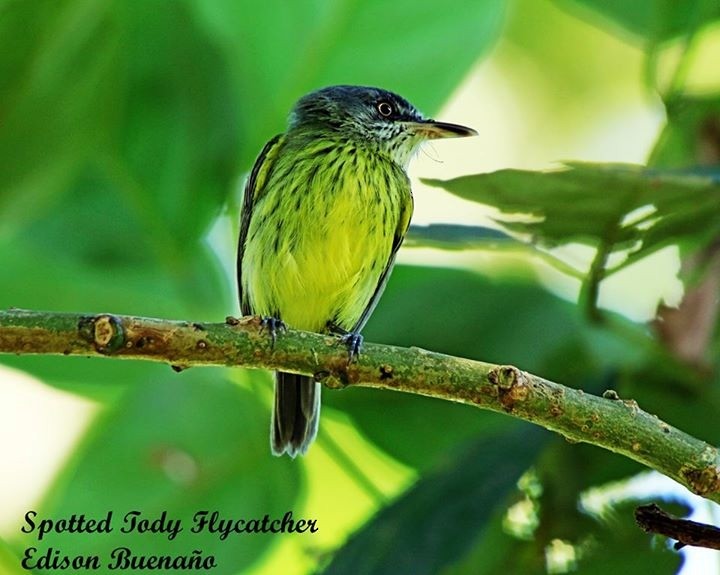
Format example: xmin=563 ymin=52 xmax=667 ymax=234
xmin=271 ymin=372 xmax=320 ymax=457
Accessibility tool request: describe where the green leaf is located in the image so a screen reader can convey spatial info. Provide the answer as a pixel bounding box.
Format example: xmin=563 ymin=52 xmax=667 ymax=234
xmin=624 ymin=360 xmax=720 ymax=447
xmin=13 ymin=371 xmax=300 ymax=575
xmin=329 ymin=389 xmax=516 ymax=473
xmin=0 ymin=1 xmax=240 ymax=260
xmin=0 ymin=535 xmax=25 ymax=575
xmin=450 ymin=447 xmax=681 ymax=575
xmin=0 ymin=1 xmax=116 ymax=231
xmin=574 ymin=499 xmax=683 ymax=574
xmin=405 ymin=224 xmax=515 ymax=251
xmin=0 ymin=236 xmax=230 ymax=328
xmin=190 ymin=0 xmax=506 ymax=152
xmin=323 ymin=426 xmax=548 ymax=575
xmin=533 ymin=441 xmax=639 ymax=546
xmin=425 ymin=164 xmax=720 ymax=276
xmin=649 ymin=97 xmax=720 ymax=168
xmin=543 ymin=442 xmax=644 ymax=498
xmin=443 ymin=508 xmax=546 ymax=575
xmin=455 ymin=445 xmax=680 ymax=575
xmin=111 ymin=1 xmax=241 ymax=246
xmin=555 ymin=0 xmax=720 ymax=42
xmin=365 ymin=266 xmax=591 ymax=372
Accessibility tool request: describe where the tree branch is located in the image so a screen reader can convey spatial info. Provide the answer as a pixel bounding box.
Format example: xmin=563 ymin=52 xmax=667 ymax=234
xmin=1 ymin=308 xmax=719 ymax=503
xmin=635 ymin=503 xmax=720 ymax=550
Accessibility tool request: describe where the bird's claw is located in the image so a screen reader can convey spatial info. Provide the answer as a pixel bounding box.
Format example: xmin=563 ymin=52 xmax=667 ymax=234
xmin=260 ymin=316 xmax=286 ymax=348
xmin=341 ymin=332 xmax=363 ymax=364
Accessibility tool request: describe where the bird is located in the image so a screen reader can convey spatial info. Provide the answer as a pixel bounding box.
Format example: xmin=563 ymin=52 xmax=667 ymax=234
xmin=237 ymin=85 xmax=476 ymax=457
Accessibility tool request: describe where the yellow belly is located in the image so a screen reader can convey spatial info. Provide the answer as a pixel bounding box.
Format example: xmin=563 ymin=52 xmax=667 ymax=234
xmin=283 ymin=202 xmax=390 ymax=330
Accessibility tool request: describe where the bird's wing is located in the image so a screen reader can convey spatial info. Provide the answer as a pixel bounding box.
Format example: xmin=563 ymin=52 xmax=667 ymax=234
xmin=350 ymin=187 xmax=414 ymax=333
xmin=237 ymin=134 xmax=284 ymax=315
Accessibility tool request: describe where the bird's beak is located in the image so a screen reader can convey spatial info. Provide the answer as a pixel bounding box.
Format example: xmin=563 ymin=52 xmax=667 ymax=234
xmin=403 ymin=120 xmax=478 ymax=139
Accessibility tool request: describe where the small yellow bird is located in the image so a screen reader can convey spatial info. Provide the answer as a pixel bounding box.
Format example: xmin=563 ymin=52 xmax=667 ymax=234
xmin=237 ymin=85 xmax=476 ymax=456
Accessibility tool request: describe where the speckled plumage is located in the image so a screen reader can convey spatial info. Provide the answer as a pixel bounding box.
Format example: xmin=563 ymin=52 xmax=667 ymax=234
xmin=237 ymin=85 xmax=475 ymax=457
xmin=241 ymin=134 xmax=412 ymax=332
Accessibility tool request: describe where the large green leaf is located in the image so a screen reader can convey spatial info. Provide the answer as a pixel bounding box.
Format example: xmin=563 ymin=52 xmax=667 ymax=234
xmin=405 ymin=224 xmax=514 ymax=251
xmin=451 ymin=494 xmax=683 ymax=575
xmin=12 ymin=371 xmax=299 ymax=575
xmin=0 ymin=535 xmax=25 ymax=575
xmin=425 ymin=164 xmax=720 ymax=281
xmin=573 ymin=499 xmax=683 ymax=574
xmin=0 ymin=238 xmax=230 ymax=398
xmin=0 ymin=1 xmax=115 ymax=232
xmin=623 ymin=359 xmax=720 ymax=447
xmin=110 ymin=1 xmax=241 ymax=246
xmin=364 ymin=266 xmax=593 ymax=371
xmin=649 ymin=98 xmax=720 ymax=168
xmin=17 ymin=222 xmax=232 ymax=319
xmin=190 ymin=0 xmax=506 ymax=155
xmin=1 ymin=1 xmax=240 ymax=256
xmin=451 ymin=443 xmax=680 ymax=575
xmin=323 ymin=426 xmax=548 ymax=575
xmin=443 ymin=509 xmax=546 ymax=575
xmin=555 ymin=0 xmax=720 ymax=42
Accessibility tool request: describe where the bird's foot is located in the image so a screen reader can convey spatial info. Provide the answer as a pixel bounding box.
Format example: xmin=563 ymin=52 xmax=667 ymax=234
xmin=260 ymin=316 xmax=286 ymax=348
xmin=326 ymin=321 xmax=363 ymax=364
xmin=340 ymin=332 xmax=363 ymax=364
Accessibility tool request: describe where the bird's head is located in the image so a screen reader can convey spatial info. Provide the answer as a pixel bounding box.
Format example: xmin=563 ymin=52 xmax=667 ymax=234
xmin=289 ymin=85 xmax=477 ymax=167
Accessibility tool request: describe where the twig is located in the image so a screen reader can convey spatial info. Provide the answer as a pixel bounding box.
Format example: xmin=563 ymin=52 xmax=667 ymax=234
xmin=635 ymin=503 xmax=720 ymax=550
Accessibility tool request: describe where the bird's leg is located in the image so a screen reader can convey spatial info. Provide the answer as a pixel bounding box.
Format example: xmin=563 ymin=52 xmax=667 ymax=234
xmin=326 ymin=321 xmax=364 ymax=364
xmin=341 ymin=332 xmax=363 ymax=363
xmin=260 ymin=316 xmax=287 ymax=348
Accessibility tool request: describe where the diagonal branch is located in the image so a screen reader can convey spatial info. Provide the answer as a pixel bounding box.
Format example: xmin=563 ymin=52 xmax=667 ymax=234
xmin=1 ymin=308 xmax=719 ymax=503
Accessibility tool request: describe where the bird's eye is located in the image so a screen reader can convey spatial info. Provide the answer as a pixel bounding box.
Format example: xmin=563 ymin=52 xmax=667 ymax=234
xmin=377 ymin=101 xmax=394 ymax=117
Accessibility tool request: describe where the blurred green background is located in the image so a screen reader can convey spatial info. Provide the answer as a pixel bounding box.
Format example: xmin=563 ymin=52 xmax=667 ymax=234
xmin=1 ymin=0 xmax=719 ymax=573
